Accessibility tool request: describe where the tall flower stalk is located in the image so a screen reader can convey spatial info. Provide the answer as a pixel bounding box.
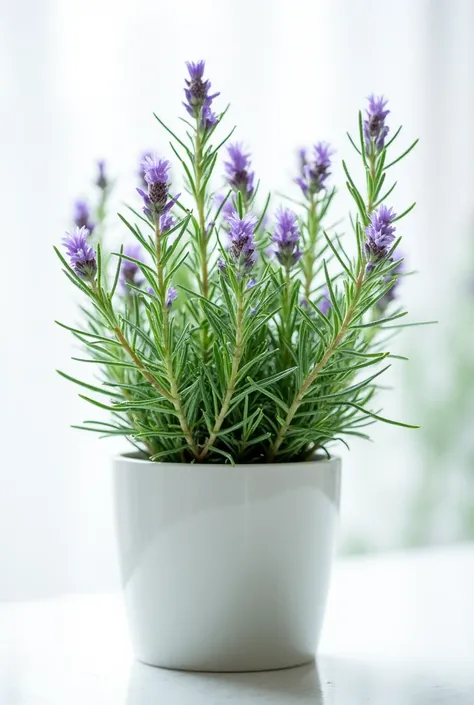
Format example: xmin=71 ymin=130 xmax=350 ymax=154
xmin=296 ymin=143 xmax=336 ymax=301
xmin=197 ymin=211 xmax=257 ymax=460
xmin=155 ymin=219 xmax=197 ymax=456
xmin=141 ymin=155 xmax=198 ymax=457
xmin=364 ymin=95 xmax=389 ymax=212
xmin=272 ymin=208 xmax=302 ymax=362
xmin=194 ymin=126 xmax=209 ymax=297
xmin=183 ymin=61 xmax=220 ymax=353
xmin=58 ymin=232 xmax=177 ymax=451
xmin=268 ymin=104 xmax=418 ymax=461
xmin=224 ymin=143 xmax=255 ymax=209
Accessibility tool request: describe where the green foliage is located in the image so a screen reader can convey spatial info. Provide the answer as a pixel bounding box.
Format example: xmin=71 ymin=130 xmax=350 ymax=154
xmin=56 ymin=100 xmax=423 ymax=464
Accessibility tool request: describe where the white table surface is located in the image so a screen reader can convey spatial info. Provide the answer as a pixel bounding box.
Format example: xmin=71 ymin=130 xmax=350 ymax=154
xmin=2 ymin=544 xmax=474 ymax=704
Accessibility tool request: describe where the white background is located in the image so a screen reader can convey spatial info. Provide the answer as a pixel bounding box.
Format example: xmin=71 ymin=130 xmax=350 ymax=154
xmin=1 ymin=0 xmax=473 ymax=599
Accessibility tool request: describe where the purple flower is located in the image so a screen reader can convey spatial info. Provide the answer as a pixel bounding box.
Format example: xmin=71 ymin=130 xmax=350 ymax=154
xmin=62 ymin=226 xmax=97 ymax=279
xmin=166 ymin=287 xmax=178 ymax=309
xmin=184 ymin=60 xmax=219 ymax=129
xmin=377 ymin=251 xmax=404 ymax=311
xmin=224 ymin=143 xmax=255 ymax=202
xmin=364 ymin=95 xmax=390 ymax=153
xmin=138 ymin=151 xmax=153 ymax=187
xmin=319 ymin=288 xmax=332 ymax=316
xmin=295 ymin=149 xmax=309 ymax=195
xmin=271 ymin=208 xmax=302 ymax=269
xmin=246 ymin=278 xmax=257 ymax=289
xmin=120 ymin=244 xmax=144 ymax=290
xmin=201 ymin=105 xmax=218 ymax=131
xmin=296 ymin=142 xmax=334 ymax=197
xmin=364 ymin=204 xmax=397 ymax=269
xmin=297 ymin=148 xmax=307 ymax=174
xmin=227 ymin=211 xmax=257 ymax=274
xmin=294 ymin=177 xmax=308 ymax=198
xmin=141 ymin=155 xmax=170 ymax=187
xmin=96 ymin=160 xmax=107 ymax=190
xmin=73 ymin=199 xmax=95 ymax=233
xmin=137 ymin=156 xmax=174 ymax=218
xmin=160 ymin=212 xmax=176 ymax=234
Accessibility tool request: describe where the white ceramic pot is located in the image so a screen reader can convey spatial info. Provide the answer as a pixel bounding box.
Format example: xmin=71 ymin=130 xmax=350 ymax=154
xmin=113 ymin=454 xmax=341 ymax=672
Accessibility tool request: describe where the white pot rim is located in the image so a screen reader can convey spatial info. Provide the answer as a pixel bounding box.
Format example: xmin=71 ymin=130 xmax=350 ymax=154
xmin=114 ymin=451 xmax=341 ymax=470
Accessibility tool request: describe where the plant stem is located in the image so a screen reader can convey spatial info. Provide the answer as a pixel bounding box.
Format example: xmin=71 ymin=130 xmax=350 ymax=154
xmin=197 ymin=283 xmax=245 ymax=461
xmin=194 ymin=122 xmax=211 ymax=353
xmin=155 ymin=220 xmax=199 ymax=458
xmin=367 ymin=152 xmax=377 ymax=213
xmin=113 ymin=326 xmax=171 ymax=401
xmin=281 ymin=265 xmax=292 ymax=365
xmin=303 ymin=194 xmax=318 ymax=301
xmin=283 ymin=266 xmax=291 ymax=317
xmin=89 ymin=282 xmax=171 ymax=447
xmin=268 ymin=268 xmax=365 ymax=461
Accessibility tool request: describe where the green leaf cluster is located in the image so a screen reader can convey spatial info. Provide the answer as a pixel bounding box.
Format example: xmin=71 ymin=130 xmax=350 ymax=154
xmin=56 ymin=97 xmax=425 ymax=464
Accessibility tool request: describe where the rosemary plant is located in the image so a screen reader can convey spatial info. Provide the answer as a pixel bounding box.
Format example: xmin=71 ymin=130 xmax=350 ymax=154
xmin=56 ymin=64 xmax=422 ymax=464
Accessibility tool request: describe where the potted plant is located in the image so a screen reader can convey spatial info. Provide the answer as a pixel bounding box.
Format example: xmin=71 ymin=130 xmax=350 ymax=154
xmin=56 ymin=61 xmax=420 ymax=672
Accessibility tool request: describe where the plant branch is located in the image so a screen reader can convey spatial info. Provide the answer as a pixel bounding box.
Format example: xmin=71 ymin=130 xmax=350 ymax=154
xmin=303 ymin=194 xmax=318 ymax=300
xmin=197 ymin=283 xmax=245 ymax=461
xmin=268 ymin=268 xmax=365 ymax=460
xmin=194 ymin=122 xmax=211 ymax=354
xmin=155 ymin=219 xmax=199 ymax=458
xmin=281 ymin=265 xmax=293 ymax=366
xmin=367 ymin=152 xmax=377 ymax=213
xmin=113 ymin=326 xmax=172 ymax=402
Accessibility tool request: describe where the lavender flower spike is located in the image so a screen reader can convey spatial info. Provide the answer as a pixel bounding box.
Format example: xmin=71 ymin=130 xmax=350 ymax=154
xmin=364 ymin=95 xmax=390 ymax=153
xmin=184 ymin=60 xmax=219 ymax=130
xmin=141 ymin=155 xmax=170 ymax=187
xmin=138 ymin=151 xmax=153 ymax=187
xmin=166 ymin=287 xmax=178 ymax=309
xmin=120 ymin=243 xmax=144 ymax=290
xmin=272 ymin=208 xmax=302 ymax=269
xmin=137 ymin=156 xmax=171 ymax=218
xmin=74 ymin=199 xmax=95 ymax=233
xmin=62 ymin=226 xmax=97 ymax=279
xmin=364 ymin=204 xmax=397 ymax=270
xmin=224 ymin=143 xmax=255 ymax=202
xmin=296 ymin=142 xmax=334 ymax=197
xmin=227 ymin=211 xmax=258 ymax=274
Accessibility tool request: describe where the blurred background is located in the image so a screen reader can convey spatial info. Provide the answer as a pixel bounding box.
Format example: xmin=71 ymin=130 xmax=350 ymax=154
xmin=1 ymin=0 xmax=473 ymax=600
